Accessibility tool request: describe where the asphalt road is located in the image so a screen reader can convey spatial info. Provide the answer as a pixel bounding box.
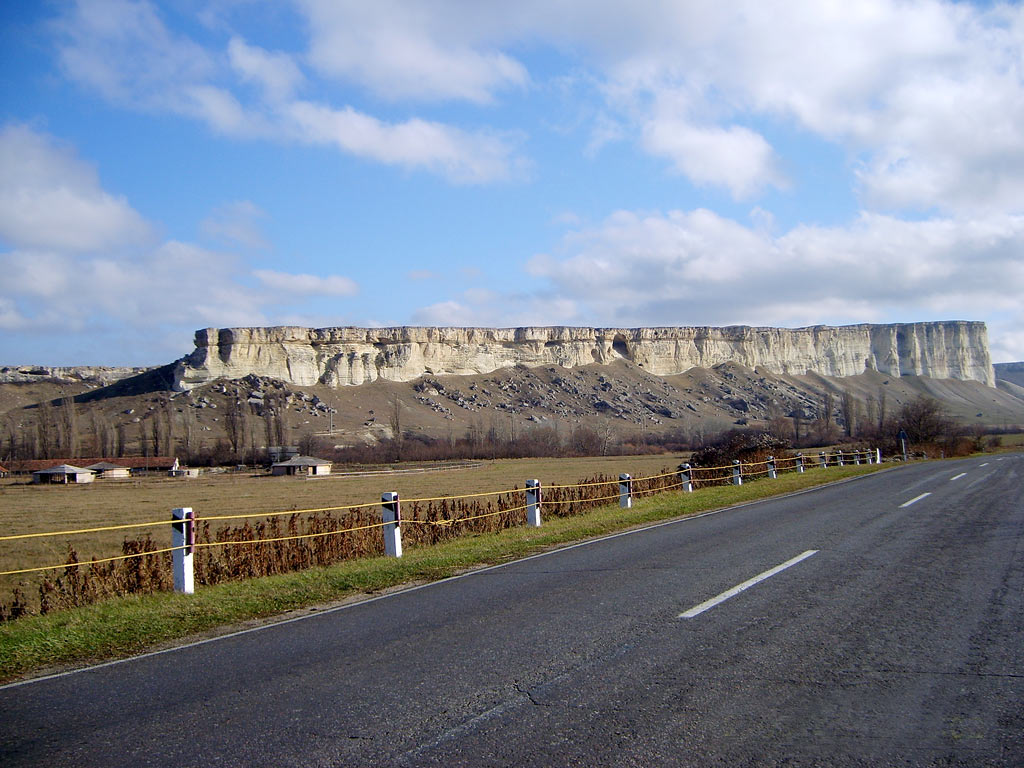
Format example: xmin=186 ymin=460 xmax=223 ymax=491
xmin=2 ymin=455 xmax=1022 ymax=766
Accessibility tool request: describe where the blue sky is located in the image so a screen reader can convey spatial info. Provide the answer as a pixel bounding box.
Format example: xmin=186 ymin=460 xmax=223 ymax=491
xmin=2 ymin=0 xmax=1023 ymax=366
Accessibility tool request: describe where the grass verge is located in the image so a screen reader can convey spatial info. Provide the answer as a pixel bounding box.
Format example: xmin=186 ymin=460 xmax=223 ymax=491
xmin=0 ymin=464 xmax=885 ymax=683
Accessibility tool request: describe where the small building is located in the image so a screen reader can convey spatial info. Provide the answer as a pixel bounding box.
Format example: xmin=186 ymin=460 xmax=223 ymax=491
xmin=271 ymin=455 xmax=332 ymax=477
xmin=0 ymin=463 xmax=8 ymax=478
xmin=32 ymin=464 xmax=96 ymax=484
xmin=85 ymin=461 xmax=131 ymax=479
xmin=168 ymin=459 xmax=200 ymax=478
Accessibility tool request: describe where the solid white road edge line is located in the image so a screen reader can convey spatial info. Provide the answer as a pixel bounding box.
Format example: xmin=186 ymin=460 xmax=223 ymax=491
xmin=950 ymin=473 xmax=967 ymax=481
xmin=678 ymin=550 xmax=819 ymax=619
xmin=899 ymin=492 xmax=931 ymax=508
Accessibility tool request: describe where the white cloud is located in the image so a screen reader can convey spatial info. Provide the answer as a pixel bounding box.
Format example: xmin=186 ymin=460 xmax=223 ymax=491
xmin=641 ymin=118 xmax=784 ymax=199
xmin=54 ymin=0 xmax=215 ymax=109
xmin=51 ymin=1 xmax=522 ymax=183
xmin=283 ymin=101 xmax=520 ymax=183
xmin=0 ymin=124 xmax=150 ymax=251
xmin=253 ymin=270 xmax=359 ymax=297
xmin=0 ymin=126 xmax=359 ymax=362
xmin=228 ymin=37 xmax=304 ymax=101
xmin=201 ymin=200 xmax=270 ymax=249
xmin=298 ymin=0 xmax=529 ymax=103
xmin=0 ymin=241 xmax=266 ymax=338
xmin=524 ymin=207 xmax=1024 ymax=355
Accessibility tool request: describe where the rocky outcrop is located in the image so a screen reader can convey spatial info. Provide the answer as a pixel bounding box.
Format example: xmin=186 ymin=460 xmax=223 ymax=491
xmin=0 ymin=365 xmax=153 ymax=386
xmin=173 ymin=322 xmax=995 ymax=391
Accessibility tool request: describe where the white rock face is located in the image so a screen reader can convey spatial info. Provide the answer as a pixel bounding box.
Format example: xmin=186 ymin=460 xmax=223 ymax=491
xmin=0 ymin=365 xmax=151 ymax=385
xmin=173 ymin=322 xmax=996 ymax=391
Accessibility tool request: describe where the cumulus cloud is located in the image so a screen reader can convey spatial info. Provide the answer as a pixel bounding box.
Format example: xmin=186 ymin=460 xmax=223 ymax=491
xmin=0 ymin=125 xmax=361 ymax=362
xmin=200 ymin=200 xmax=270 ymax=250
xmin=284 ymin=101 xmax=521 ymax=183
xmin=50 ymin=1 xmax=523 ymax=183
xmin=298 ymin=0 xmax=529 ymax=103
xmin=253 ymin=270 xmax=359 ymax=297
xmin=228 ymin=36 xmax=304 ymax=101
xmin=522 ymin=207 xmax=1024 ymax=356
xmin=54 ymin=0 xmax=215 ymax=109
xmin=0 ymin=125 xmax=151 ymax=252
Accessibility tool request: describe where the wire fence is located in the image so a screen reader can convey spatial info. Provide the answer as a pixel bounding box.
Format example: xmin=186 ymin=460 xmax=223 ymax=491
xmin=0 ymin=449 xmax=878 ymax=619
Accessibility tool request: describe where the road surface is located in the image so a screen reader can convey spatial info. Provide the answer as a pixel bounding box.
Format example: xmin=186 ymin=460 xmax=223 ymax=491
xmin=2 ymin=455 xmax=1022 ymax=766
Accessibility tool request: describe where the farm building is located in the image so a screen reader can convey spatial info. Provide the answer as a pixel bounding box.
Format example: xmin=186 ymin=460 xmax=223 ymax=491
xmin=9 ymin=457 xmax=178 ymax=475
xmin=32 ymin=464 xmax=96 ymax=484
xmin=271 ymin=456 xmax=332 ymax=477
xmin=168 ymin=458 xmax=200 ymax=478
xmin=85 ymin=461 xmax=131 ymax=479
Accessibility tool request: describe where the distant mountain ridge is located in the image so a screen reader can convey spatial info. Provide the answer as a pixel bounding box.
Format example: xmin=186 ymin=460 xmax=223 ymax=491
xmin=174 ymin=321 xmax=995 ymax=390
xmin=0 ymin=365 xmax=153 ymax=386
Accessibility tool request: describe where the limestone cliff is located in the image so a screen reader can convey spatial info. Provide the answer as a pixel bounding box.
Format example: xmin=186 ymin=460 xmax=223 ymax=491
xmin=0 ymin=365 xmax=152 ymax=386
xmin=173 ymin=322 xmax=995 ymax=391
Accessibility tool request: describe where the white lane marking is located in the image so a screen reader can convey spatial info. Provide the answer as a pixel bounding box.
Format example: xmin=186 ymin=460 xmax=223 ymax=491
xmin=679 ymin=550 xmax=818 ymax=619
xmin=979 ymin=462 xmax=989 ymax=467
xmin=899 ymin=492 xmax=931 ymax=508
xmin=950 ymin=473 xmax=967 ymax=481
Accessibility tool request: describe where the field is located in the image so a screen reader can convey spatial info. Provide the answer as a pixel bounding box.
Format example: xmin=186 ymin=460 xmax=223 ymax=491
xmin=0 ymin=454 xmax=687 ymax=604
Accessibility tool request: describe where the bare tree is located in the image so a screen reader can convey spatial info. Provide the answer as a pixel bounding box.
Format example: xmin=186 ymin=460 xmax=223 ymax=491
xmin=297 ymin=432 xmax=319 ymax=456
xmin=138 ymin=419 xmax=149 ymax=458
xmin=823 ymin=391 xmax=835 ymax=428
xmin=840 ymin=391 xmax=857 ymax=437
xmin=224 ymin=399 xmax=245 ymax=457
xmin=273 ymin=396 xmax=288 ymax=446
xmin=151 ymin=414 xmax=163 ymax=459
xmin=36 ymin=401 xmax=56 ymax=459
xmin=389 ymin=395 xmax=404 ymax=460
xmin=59 ymin=396 xmax=79 ymax=457
xmin=178 ymin=408 xmax=197 ymax=462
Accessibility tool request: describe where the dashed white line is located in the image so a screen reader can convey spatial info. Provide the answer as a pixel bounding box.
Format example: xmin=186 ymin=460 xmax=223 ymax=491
xmin=679 ymin=550 xmax=818 ymax=619
xmin=979 ymin=462 xmax=989 ymax=467
xmin=899 ymin=492 xmax=931 ymax=508
xmin=950 ymin=472 xmax=967 ymax=481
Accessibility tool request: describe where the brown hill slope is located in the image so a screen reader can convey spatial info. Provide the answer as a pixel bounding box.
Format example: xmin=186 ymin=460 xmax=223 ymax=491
xmin=3 ymin=359 xmax=1023 ymax=462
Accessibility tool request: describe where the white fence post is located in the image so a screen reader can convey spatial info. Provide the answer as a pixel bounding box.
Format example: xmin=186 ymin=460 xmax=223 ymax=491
xmin=381 ymin=492 xmax=402 ymax=557
xmin=876 ymin=448 xmax=882 ymax=464
xmin=171 ymin=507 xmax=194 ymax=594
xmin=853 ymin=450 xmax=861 ymax=465
xmin=732 ymin=460 xmax=742 ymax=486
xmin=836 ymin=450 xmax=844 ymax=467
xmin=819 ymin=451 xmax=827 ymax=469
xmin=619 ymin=473 xmax=633 ymax=508
xmin=678 ymin=463 xmax=693 ymax=493
xmin=526 ymin=479 xmax=542 ymax=527
xmin=796 ymin=453 xmax=805 ymax=473
xmin=767 ymin=456 xmax=777 ymax=479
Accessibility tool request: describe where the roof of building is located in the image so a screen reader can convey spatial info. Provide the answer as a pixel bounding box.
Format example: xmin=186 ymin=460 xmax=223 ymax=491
xmin=10 ymin=457 xmax=177 ymax=473
xmin=272 ymin=455 xmax=332 ymax=467
xmin=85 ymin=462 xmax=129 ymax=471
xmin=33 ymin=464 xmax=95 ymax=475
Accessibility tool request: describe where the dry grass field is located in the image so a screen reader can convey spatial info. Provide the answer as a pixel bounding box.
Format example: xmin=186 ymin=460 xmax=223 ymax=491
xmin=0 ymin=454 xmax=686 ymax=602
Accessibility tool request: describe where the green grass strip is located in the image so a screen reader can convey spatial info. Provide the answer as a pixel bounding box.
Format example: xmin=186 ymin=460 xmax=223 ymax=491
xmin=0 ymin=464 xmax=884 ymax=682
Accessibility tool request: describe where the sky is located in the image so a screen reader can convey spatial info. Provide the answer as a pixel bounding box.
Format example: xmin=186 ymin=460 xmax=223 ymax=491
xmin=1 ymin=0 xmax=1023 ymax=366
